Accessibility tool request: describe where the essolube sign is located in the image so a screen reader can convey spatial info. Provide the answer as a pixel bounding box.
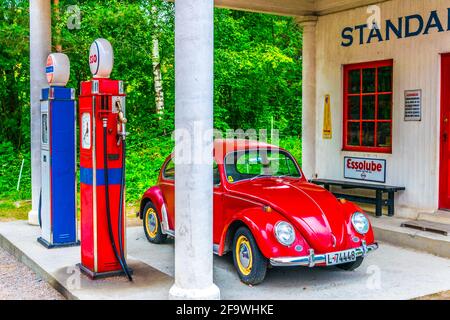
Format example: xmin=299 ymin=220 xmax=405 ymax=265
xmin=344 ymin=157 xmax=386 ymax=183
xmin=341 ymin=8 xmax=450 ymax=47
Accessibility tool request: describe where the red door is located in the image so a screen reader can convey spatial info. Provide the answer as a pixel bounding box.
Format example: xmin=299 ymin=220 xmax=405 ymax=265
xmin=439 ymin=54 xmax=450 ymax=210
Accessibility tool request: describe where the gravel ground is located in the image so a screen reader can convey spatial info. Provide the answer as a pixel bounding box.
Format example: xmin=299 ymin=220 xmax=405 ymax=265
xmin=415 ymin=290 xmax=450 ymax=300
xmin=0 ymin=247 xmax=64 ymax=300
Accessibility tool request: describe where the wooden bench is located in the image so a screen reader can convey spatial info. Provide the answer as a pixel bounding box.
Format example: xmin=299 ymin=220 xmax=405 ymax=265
xmin=311 ymin=179 xmax=405 ymax=217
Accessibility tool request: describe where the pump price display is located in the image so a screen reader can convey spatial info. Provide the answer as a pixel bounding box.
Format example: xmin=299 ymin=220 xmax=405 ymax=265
xmin=176 ymin=304 xmax=275 ymax=318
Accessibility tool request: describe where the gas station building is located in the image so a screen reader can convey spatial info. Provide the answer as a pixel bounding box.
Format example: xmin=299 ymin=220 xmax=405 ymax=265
xmin=27 ymin=0 xmax=450 ymax=299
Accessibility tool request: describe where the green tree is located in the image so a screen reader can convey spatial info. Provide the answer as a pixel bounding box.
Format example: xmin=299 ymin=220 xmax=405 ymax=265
xmin=0 ymin=1 xmax=303 ymax=203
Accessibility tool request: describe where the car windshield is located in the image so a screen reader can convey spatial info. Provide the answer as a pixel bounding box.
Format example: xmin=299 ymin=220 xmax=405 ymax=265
xmin=224 ymin=149 xmax=301 ymax=183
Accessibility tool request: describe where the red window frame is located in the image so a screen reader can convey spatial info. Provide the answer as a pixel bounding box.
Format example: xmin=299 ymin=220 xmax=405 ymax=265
xmin=343 ymin=59 xmax=393 ymax=153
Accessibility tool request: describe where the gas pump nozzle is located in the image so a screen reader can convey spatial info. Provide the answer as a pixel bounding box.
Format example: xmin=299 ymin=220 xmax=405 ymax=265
xmin=115 ymin=100 xmax=129 ymax=144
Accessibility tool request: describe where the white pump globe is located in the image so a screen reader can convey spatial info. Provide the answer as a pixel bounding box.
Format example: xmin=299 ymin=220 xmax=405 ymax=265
xmin=89 ymin=38 xmax=114 ymax=78
xmin=46 ymin=53 xmax=70 ymax=87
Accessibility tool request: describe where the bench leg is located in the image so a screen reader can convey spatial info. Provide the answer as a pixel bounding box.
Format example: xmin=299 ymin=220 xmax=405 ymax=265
xmin=388 ymin=192 xmax=395 ymax=217
xmin=375 ymin=190 xmax=383 ymax=217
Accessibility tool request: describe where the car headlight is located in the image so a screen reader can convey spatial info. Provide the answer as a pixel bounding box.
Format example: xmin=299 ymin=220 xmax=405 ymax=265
xmin=274 ymin=221 xmax=296 ymax=246
xmin=351 ymin=212 xmax=370 ymax=235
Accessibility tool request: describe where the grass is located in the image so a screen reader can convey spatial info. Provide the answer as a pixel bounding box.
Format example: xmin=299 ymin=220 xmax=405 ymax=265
xmin=0 ymin=200 xmax=30 ymax=222
xmin=0 ymin=196 xmax=140 ymax=224
xmin=0 ymin=137 xmax=302 ymax=222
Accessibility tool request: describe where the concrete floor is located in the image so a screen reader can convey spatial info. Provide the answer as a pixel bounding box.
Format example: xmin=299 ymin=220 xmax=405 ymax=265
xmin=0 ymin=220 xmax=449 ymax=300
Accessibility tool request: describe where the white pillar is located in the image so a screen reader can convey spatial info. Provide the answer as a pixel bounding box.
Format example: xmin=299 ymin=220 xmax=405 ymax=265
xmin=29 ymin=0 xmax=52 ymax=225
xmin=298 ymin=18 xmax=317 ymax=179
xmin=169 ymin=0 xmax=220 ymax=300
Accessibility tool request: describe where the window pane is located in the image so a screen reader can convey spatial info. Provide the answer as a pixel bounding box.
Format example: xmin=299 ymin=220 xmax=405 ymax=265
xmin=348 ymin=70 xmax=361 ymax=94
xmin=362 ymin=122 xmax=375 ymax=146
xmin=164 ymin=159 xmax=175 ymax=180
xmin=213 ymin=162 xmax=220 ymax=185
xmin=287 ymin=161 xmax=301 ymax=177
xmin=348 ymin=96 xmax=360 ymax=120
xmin=378 ymin=66 xmax=392 ymax=92
xmin=378 ymin=94 xmax=392 ymax=120
xmin=347 ymin=122 xmax=360 ymax=146
xmin=228 ymin=150 xmax=301 ymax=183
xmin=42 ymin=114 xmax=48 ymax=144
xmin=362 ymin=95 xmax=375 ymax=120
xmin=362 ymin=68 xmax=376 ymax=93
xmin=377 ymin=123 xmax=392 ymax=147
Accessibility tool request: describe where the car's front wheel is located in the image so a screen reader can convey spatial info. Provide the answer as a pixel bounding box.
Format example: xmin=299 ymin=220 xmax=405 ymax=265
xmin=143 ymin=202 xmax=167 ymax=244
xmin=232 ymin=227 xmax=268 ymax=285
xmin=337 ymin=257 xmax=364 ymax=271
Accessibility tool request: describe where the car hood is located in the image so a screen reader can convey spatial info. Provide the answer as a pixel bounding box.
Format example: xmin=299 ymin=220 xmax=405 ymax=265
xmin=228 ymin=178 xmax=352 ymax=252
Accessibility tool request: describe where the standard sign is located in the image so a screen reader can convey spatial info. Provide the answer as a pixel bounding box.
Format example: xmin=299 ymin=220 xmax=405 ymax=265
xmin=344 ymin=157 xmax=386 ymax=183
xmin=404 ymin=90 xmax=422 ymax=121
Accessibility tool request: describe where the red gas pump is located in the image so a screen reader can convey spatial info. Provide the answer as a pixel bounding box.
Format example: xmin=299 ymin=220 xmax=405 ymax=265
xmin=79 ymin=39 xmax=132 ymax=280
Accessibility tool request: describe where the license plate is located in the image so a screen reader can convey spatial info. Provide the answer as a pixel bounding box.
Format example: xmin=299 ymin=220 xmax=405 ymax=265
xmin=326 ymin=249 xmax=357 ymax=266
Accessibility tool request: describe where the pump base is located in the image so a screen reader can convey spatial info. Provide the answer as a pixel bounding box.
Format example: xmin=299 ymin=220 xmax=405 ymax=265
xmin=78 ymin=263 xmax=133 ymax=280
xmin=37 ymin=237 xmax=80 ymax=249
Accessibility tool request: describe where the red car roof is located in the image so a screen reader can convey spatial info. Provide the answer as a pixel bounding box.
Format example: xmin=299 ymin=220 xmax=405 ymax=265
xmin=214 ymin=139 xmax=280 ymax=153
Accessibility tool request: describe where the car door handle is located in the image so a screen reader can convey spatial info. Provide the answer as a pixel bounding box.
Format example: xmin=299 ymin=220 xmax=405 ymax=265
xmin=444 ymin=133 xmax=448 ymax=142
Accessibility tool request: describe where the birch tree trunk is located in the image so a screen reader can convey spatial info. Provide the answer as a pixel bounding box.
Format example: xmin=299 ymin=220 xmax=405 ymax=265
xmin=54 ymin=0 xmax=62 ymax=52
xmin=152 ymin=5 xmax=165 ymax=118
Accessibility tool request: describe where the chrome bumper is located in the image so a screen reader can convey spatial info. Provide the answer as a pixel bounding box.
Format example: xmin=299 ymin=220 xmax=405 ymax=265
xmin=269 ymin=242 xmax=379 ymax=267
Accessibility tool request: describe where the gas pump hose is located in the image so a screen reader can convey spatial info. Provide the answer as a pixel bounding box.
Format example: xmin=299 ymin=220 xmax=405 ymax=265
xmin=38 ymin=189 xmax=42 ymax=228
xmin=118 ymin=139 xmax=127 ymax=262
xmin=103 ymin=123 xmax=133 ymax=281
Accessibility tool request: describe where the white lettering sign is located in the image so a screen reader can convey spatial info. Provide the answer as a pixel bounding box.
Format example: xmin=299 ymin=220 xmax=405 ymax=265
xmin=344 ymin=157 xmax=386 ymax=183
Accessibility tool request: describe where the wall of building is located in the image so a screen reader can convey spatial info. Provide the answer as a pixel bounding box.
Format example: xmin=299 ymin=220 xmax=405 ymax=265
xmin=314 ymin=0 xmax=450 ymax=218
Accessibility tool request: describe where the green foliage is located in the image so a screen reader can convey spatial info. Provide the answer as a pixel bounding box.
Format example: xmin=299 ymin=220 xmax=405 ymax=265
xmin=278 ymin=137 xmax=302 ymax=166
xmin=0 ymin=1 xmax=30 ymax=150
xmin=0 ymin=1 xmax=303 ymax=205
xmin=215 ymin=10 xmax=303 ymax=135
xmin=0 ymin=141 xmax=30 ymax=200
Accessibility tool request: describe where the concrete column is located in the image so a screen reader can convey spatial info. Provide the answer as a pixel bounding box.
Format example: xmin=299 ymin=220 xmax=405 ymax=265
xmin=297 ymin=17 xmax=317 ymax=179
xmin=29 ymin=0 xmax=52 ymax=225
xmin=169 ymin=0 xmax=220 ymax=300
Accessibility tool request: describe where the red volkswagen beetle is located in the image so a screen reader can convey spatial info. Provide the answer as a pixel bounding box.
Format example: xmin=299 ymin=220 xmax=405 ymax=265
xmin=139 ymin=139 xmax=378 ymax=285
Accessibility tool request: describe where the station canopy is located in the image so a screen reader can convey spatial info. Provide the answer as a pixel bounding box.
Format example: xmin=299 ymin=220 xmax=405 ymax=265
xmin=212 ymin=0 xmax=386 ymax=17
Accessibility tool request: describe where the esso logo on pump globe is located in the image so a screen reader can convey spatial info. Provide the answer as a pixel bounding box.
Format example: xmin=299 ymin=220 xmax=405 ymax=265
xmin=45 ymin=53 xmax=70 ymax=87
xmin=89 ymin=54 xmax=97 ymax=65
xmin=89 ymin=38 xmax=114 ymax=78
xmin=46 ymin=55 xmax=54 ymax=84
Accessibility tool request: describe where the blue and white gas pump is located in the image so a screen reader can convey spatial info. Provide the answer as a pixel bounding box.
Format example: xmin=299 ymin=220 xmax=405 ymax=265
xmin=38 ymin=53 xmax=79 ymax=248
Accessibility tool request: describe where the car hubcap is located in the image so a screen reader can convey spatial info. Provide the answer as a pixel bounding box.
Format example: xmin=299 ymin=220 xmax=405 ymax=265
xmin=236 ymin=235 xmax=253 ymax=276
xmin=146 ymin=208 xmax=158 ymax=238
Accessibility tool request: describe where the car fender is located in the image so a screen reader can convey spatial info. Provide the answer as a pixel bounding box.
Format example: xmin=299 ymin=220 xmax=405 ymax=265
xmin=139 ymin=186 xmax=166 ymax=221
xmin=219 ymin=208 xmax=311 ymax=259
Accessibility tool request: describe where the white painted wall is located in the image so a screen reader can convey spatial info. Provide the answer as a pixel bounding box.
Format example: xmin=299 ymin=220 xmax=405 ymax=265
xmin=314 ymin=0 xmax=450 ymax=218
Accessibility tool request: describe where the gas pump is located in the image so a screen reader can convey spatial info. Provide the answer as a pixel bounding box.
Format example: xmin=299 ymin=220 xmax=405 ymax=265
xmin=38 ymin=53 xmax=78 ymax=249
xmin=79 ymin=39 xmax=132 ymax=280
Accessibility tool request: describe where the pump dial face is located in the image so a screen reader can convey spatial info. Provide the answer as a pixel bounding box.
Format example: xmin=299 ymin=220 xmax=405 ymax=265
xmin=82 ymin=113 xmax=91 ymax=149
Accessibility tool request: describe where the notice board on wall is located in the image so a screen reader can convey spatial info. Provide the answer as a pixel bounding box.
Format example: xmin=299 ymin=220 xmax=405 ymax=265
xmin=323 ymin=95 xmax=332 ymax=139
xmin=404 ymin=89 xmax=422 ymax=121
xmin=344 ymin=157 xmax=386 ymax=183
